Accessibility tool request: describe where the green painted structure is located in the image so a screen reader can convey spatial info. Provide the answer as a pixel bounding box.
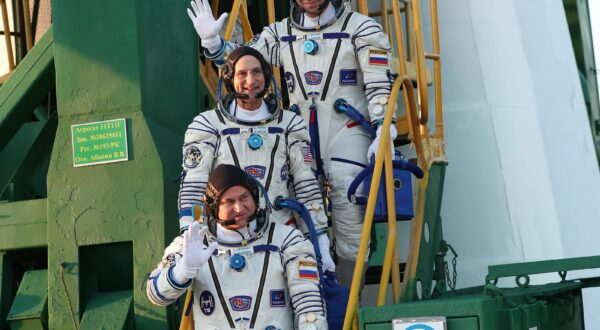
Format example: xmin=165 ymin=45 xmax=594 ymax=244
xmin=360 ymin=256 xmax=600 ymax=329
xmin=0 ymin=0 xmax=211 ymax=328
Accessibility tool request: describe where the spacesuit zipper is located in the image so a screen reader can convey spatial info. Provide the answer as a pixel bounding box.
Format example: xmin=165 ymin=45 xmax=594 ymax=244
xmin=249 ymin=223 xmax=276 ymax=328
xmin=264 ymin=136 xmax=280 ymax=191
xmin=320 ymin=12 xmax=353 ymax=101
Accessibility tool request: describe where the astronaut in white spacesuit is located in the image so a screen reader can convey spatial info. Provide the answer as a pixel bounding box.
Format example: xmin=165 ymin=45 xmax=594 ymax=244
xmin=178 ymin=46 xmax=335 ymax=272
xmin=149 ymin=164 xmax=327 ymax=329
xmin=188 ymin=0 xmax=397 ymax=286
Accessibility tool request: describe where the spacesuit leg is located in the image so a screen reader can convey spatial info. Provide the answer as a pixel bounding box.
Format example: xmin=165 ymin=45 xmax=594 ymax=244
xmin=325 ymin=132 xmax=371 ymax=263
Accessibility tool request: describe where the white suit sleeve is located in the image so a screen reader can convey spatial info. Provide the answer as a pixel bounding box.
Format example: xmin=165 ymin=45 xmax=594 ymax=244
xmin=352 ymin=16 xmax=396 ymax=122
xmin=280 ymin=227 xmax=328 ymax=329
xmin=286 ymin=113 xmax=328 ymax=235
xmin=178 ymin=113 xmax=218 ymax=231
xmin=203 ymin=22 xmax=282 ymax=68
xmin=146 ymin=236 xmax=192 ymax=306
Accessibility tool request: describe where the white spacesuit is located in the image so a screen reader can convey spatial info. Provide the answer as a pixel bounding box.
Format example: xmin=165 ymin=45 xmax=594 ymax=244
xmin=178 ymin=46 xmax=335 ymax=272
xmin=178 ymin=100 xmax=328 ymax=236
xmin=147 ymin=222 xmax=327 ymax=329
xmin=149 ymin=165 xmax=327 ymax=329
xmin=188 ymin=0 xmax=396 ymax=282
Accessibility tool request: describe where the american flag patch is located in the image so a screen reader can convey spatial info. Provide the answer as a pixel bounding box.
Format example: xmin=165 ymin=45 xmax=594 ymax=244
xmin=298 ymin=260 xmax=319 ymax=280
xmin=302 ymin=146 xmax=313 ymax=163
xmin=368 ymin=49 xmax=389 ymax=66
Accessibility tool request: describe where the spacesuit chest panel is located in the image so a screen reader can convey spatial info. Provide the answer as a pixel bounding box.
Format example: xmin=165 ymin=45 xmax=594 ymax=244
xmin=192 ymin=240 xmax=293 ymax=329
xmin=214 ymin=118 xmax=288 ymax=188
xmin=211 ymin=114 xmax=294 ymax=226
xmin=279 ymin=15 xmax=365 ymax=108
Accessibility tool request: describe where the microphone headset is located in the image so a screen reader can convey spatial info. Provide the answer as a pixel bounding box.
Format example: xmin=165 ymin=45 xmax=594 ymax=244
xmin=203 ymin=164 xmax=271 ymax=239
xmin=222 ymin=46 xmax=273 ymax=100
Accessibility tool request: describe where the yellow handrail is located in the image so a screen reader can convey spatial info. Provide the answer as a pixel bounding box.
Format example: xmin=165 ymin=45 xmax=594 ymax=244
xmin=266 ymin=0 xmax=282 ymax=92
xmin=411 ymin=0 xmax=428 ymax=125
xmin=224 ymin=0 xmax=242 ymax=41
xmin=1 ymin=0 xmax=15 ymax=70
xmin=380 ymin=0 xmax=389 ymax=37
xmin=376 ymin=140 xmax=400 ymax=306
xmin=22 ymin=0 xmax=32 ymax=51
xmin=357 ymin=0 xmax=368 ymax=16
xmin=0 ymin=0 xmax=35 ymax=72
xmin=391 ymin=0 xmax=415 ymax=143
xmin=238 ymin=0 xmax=254 ymax=41
xmin=343 ymin=72 xmax=424 ymax=327
xmin=212 ymin=0 xmax=218 ymax=17
xmin=179 ymin=289 xmax=194 ymax=330
xmin=430 ymin=0 xmax=443 ymax=139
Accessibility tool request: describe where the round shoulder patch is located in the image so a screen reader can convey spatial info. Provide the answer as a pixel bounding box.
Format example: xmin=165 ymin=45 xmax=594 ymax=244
xmin=184 ymin=146 xmax=202 ymax=168
xmin=199 ymin=290 xmax=215 ymax=315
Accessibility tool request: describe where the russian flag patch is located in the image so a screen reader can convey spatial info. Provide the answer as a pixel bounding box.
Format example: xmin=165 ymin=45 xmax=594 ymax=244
xmin=298 ymin=260 xmax=319 ymax=280
xmin=368 ymin=49 xmax=389 ymax=66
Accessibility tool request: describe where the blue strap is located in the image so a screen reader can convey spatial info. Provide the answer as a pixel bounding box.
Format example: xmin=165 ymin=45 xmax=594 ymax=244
xmin=211 ymin=244 xmax=279 ymax=256
xmin=222 ymin=128 xmax=240 ymax=135
xmin=281 ymin=35 xmax=296 ymax=42
xmin=308 ymin=105 xmax=325 ymax=178
xmin=274 ymin=198 xmax=324 ymax=282
xmin=333 ymin=99 xmax=376 ymax=139
xmin=253 ymin=245 xmax=280 ymax=253
xmin=323 ymin=32 xmax=351 ymax=39
xmin=221 ymin=127 xmax=285 ymax=136
xmin=280 ymin=32 xmax=351 ymax=42
xmin=346 ymin=162 xmax=375 ymax=205
xmin=347 ymin=159 xmax=425 ymax=204
xmin=330 ymin=157 xmax=367 ymax=169
xmin=179 ymin=208 xmax=192 ymax=218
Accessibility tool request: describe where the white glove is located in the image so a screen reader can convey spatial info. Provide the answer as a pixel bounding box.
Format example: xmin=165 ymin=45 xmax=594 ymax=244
xmin=317 ymin=234 xmax=336 ymax=273
xmin=367 ymin=124 xmax=397 ymax=162
xmin=172 ymin=222 xmax=218 ymax=282
xmin=187 ymin=0 xmax=228 ymax=50
xmin=298 ymin=312 xmax=328 ymax=330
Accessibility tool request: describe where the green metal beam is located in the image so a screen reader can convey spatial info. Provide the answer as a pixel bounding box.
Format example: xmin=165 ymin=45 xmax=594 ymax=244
xmin=0 ymin=252 xmax=14 ymax=329
xmin=402 ymin=161 xmax=448 ymax=301
xmin=0 ymin=199 xmax=47 ymax=250
xmin=0 ymin=28 xmax=55 ymax=153
xmin=486 ymin=255 xmax=600 ymax=282
xmin=0 ymin=115 xmax=57 ymax=200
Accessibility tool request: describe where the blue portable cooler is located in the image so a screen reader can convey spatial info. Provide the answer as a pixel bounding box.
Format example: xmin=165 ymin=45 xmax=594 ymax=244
xmin=347 ymin=156 xmax=424 ymax=222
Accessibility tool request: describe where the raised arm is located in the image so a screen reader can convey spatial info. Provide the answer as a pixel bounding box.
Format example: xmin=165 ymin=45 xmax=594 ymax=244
xmin=146 ymin=223 xmax=218 ymax=306
xmin=187 ymin=0 xmax=281 ymax=68
xmin=178 ymin=113 xmax=218 ymax=231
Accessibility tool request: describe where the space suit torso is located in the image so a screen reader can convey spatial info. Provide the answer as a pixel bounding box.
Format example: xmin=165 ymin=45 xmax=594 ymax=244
xmin=147 ymin=222 xmax=326 ymax=329
xmin=178 ymin=105 xmax=327 ymax=235
xmin=192 ymin=223 xmax=293 ymax=329
xmin=203 ymin=1 xmax=395 ymax=266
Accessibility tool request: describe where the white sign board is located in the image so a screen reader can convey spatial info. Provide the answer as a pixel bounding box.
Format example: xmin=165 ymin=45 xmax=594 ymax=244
xmin=393 ymin=316 xmax=446 ymax=330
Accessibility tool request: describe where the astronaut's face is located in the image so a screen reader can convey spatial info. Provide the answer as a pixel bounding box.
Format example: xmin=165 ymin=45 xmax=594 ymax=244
xmin=233 ymin=55 xmax=265 ymax=110
xmin=296 ymin=0 xmax=326 ymax=17
xmin=217 ymin=185 xmax=256 ymax=229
